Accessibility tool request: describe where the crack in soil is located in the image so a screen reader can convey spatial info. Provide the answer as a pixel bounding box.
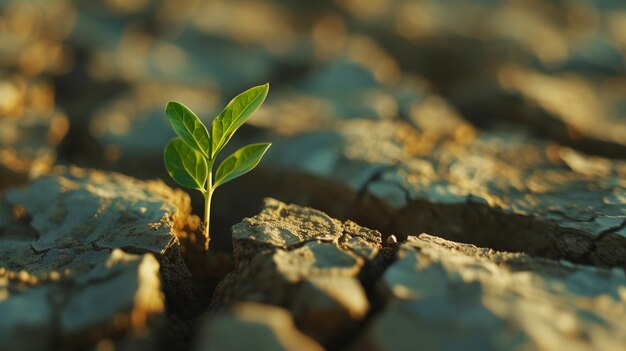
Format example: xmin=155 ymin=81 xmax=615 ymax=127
xmin=211 ymin=169 xmax=626 ymax=269
xmin=170 ymin=168 xmax=626 ymax=350
xmin=595 ymin=219 xmax=626 ymax=241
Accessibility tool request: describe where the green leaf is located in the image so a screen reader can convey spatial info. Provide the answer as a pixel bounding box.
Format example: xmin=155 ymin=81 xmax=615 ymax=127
xmin=214 ymin=143 xmax=271 ymax=188
xmin=210 ymin=83 xmax=269 ymax=159
xmin=166 ymin=101 xmax=211 ymax=158
xmin=164 ymin=138 xmax=208 ymax=191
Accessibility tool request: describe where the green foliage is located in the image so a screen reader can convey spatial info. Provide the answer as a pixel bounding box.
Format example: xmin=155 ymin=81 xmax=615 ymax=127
xmin=211 ymin=84 xmax=268 ymax=159
xmin=165 ymin=101 xmax=211 ymax=158
xmin=164 ymin=138 xmax=208 ymax=191
xmin=214 ymin=143 xmax=271 ymax=188
xmin=164 ymin=83 xmax=272 ymax=250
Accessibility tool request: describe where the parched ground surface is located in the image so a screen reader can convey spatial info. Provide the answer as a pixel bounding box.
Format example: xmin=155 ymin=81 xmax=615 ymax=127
xmin=1 ymin=0 xmax=626 ymax=350
xmin=0 ymin=167 xmax=196 ymax=351
xmin=203 ymin=199 xmax=626 ymax=351
xmin=255 ymin=118 xmax=626 ymax=266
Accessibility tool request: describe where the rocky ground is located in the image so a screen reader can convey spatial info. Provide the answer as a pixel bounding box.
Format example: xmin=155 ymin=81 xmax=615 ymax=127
xmin=206 ymin=199 xmax=626 ymax=351
xmin=1 ymin=0 xmax=625 ymax=350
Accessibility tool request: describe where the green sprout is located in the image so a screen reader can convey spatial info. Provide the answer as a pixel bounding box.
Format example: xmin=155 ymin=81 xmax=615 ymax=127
xmin=164 ymin=83 xmax=271 ymax=251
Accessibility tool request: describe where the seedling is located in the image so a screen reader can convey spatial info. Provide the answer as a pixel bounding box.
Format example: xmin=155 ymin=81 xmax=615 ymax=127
xmin=164 ymin=83 xmax=271 ymax=251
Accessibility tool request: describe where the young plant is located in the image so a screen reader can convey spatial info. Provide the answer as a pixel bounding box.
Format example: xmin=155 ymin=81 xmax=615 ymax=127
xmin=164 ymin=83 xmax=271 ymax=251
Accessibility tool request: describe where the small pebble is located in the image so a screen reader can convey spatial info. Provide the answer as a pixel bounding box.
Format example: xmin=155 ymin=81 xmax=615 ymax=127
xmin=386 ymin=234 xmax=398 ymax=247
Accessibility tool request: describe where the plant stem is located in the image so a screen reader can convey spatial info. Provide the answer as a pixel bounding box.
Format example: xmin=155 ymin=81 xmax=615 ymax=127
xmin=204 ymin=171 xmax=213 ymax=251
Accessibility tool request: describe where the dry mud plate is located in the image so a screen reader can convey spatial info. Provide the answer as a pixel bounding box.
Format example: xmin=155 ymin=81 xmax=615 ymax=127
xmin=0 ymin=167 xmax=194 ymax=350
